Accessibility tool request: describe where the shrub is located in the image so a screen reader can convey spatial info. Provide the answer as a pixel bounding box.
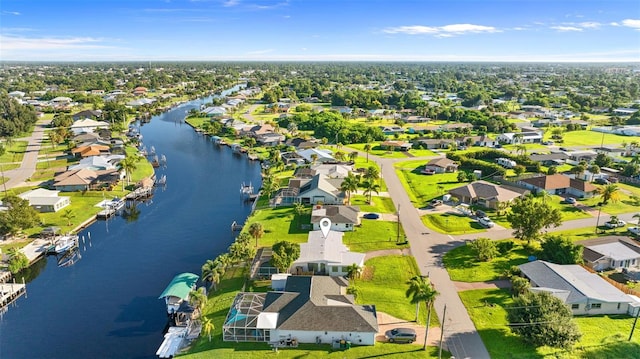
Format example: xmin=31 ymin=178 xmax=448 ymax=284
xmin=497 ymin=240 xmax=514 ymax=254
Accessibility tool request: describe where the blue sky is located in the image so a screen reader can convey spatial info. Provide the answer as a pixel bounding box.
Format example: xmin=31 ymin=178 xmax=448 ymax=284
xmin=1 ymin=0 xmax=639 ymax=62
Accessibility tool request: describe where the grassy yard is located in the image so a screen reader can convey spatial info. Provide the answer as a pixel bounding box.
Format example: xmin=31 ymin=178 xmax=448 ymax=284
xmin=421 ymin=212 xmax=486 ymax=235
xmin=354 ymin=255 xmax=439 ymax=327
xmin=0 ymin=140 xmax=28 ymax=164
xmin=351 ymin=194 xmax=395 ymax=213
xmin=346 ymin=143 xmax=415 ymax=159
xmin=443 ymin=240 xmax=531 ymax=282
xmin=459 ymin=289 xmax=640 ymax=359
xmin=343 ymin=220 xmax=408 ymax=252
xmin=394 ymin=165 xmax=462 ymax=207
xmin=546 ymin=130 xmax=630 ymax=147
xmin=581 ymin=192 xmax=639 ymax=215
xmin=244 ymin=206 xmax=312 ymax=247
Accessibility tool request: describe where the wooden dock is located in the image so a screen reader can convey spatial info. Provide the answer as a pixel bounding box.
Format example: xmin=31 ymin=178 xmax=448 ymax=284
xmin=0 ymin=281 xmax=26 ymax=311
xmin=97 ymin=208 xmax=116 ymax=219
xmin=125 ymin=187 xmax=154 ymax=200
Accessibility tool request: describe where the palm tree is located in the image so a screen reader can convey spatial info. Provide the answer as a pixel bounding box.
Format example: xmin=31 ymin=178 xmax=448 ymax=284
xmin=334 ymin=151 xmax=346 ymax=162
xmin=406 ymin=275 xmax=439 ymax=350
xmin=310 ymin=153 xmax=318 ymax=165
xmin=349 ymin=151 xmax=358 ymax=163
xmin=362 ymin=179 xmax=380 ymax=204
xmin=202 ymin=260 xmax=221 ymax=291
xmin=340 ymin=173 xmax=360 ymax=205
xmin=364 ymin=143 xmax=372 ymax=163
xmin=363 ymin=165 xmax=380 ymax=183
xmin=61 ymin=209 xmax=75 ymax=227
xmin=248 ymin=222 xmax=264 ymax=247
xmin=117 ymin=156 xmax=139 ymax=186
xmin=189 ymin=288 xmax=207 ymax=311
xmin=514 ymin=144 xmax=527 ymax=156
xmin=597 ymin=184 xmax=620 ymax=204
xmin=202 ymin=316 xmax=215 ymax=342
xmin=346 ymin=263 xmax=362 ymax=280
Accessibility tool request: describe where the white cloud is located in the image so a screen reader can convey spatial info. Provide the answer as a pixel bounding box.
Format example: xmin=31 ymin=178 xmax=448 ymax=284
xmin=383 ymin=23 xmax=498 ymax=36
xmin=0 ymin=35 xmax=114 ymax=50
xmin=622 ymin=19 xmax=640 ymax=29
xmin=551 ymin=26 xmax=583 ymax=32
xmin=610 ymin=22 xmax=620 ymax=26
xmin=579 ymin=22 xmax=601 ymax=29
xmin=223 ymin=0 xmax=240 ymax=7
xmin=2 ymin=11 xmax=20 ymax=16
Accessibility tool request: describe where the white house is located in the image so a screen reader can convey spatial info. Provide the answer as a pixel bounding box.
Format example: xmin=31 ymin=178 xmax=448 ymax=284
xmin=311 ymin=205 xmax=360 ymax=232
xmin=70 ymin=119 xmax=110 ymax=134
xmin=310 ymin=163 xmax=353 ymax=179
xmin=297 ymin=149 xmax=335 ymax=164
xmin=295 ymin=174 xmax=344 ymax=205
xmin=292 ymin=230 xmax=365 ymax=276
xmin=223 ymin=276 xmax=378 ymax=345
xmin=497 ymin=131 xmax=543 ymax=144
xmin=580 ymin=237 xmax=640 ymax=271
xmin=18 ymin=188 xmax=71 ymax=213
xmin=519 ymin=260 xmax=640 ymax=316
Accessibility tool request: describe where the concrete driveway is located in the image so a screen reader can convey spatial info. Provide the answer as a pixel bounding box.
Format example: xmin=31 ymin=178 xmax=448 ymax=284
xmin=376 ymin=312 xmax=442 ymax=347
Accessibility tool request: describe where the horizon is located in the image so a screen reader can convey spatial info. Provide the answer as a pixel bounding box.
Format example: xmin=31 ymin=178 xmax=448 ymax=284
xmin=1 ymin=0 xmax=639 ymax=62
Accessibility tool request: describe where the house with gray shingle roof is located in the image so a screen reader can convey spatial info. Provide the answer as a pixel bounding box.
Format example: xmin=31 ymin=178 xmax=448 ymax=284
xmin=519 ymin=260 xmax=640 ymax=315
xmin=578 ymin=237 xmax=640 ymax=271
xmin=223 ymin=276 xmax=378 ymax=345
xmin=448 ymin=180 xmax=527 ymax=209
xmin=296 ymin=174 xmax=344 ymax=205
xmin=311 ymin=205 xmax=360 ymax=232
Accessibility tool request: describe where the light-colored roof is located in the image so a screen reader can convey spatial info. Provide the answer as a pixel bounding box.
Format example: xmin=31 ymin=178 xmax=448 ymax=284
xmin=310 ymin=163 xmax=353 ymax=178
xmin=519 ymin=260 xmax=634 ymax=304
xmin=71 ymin=119 xmax=109 ymax=128
xmin=295 ymin=230 xmax=365 ymax=267
xmin=588 ymin=243 xmax=640 ymax=261
xmin=426 ymin=157 xmax=457 ymax=168
xmin=297 ymin=148 xmax=334 ymax=162
xmin=158 ymin=273 xmax=199 ymax=300
xmin=19 ymin=188 xmax=60 ymax=199
xmin=54 ymin=169 xmax=99 ymax=186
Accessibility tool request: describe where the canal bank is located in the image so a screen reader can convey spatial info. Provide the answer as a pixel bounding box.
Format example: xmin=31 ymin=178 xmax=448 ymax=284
xmin=0 ymin=94 xmax=262 ymax=359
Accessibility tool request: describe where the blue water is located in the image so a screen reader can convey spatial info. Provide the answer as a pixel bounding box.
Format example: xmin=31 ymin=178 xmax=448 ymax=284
xmin=0 ymin=91 xmax=261 ymax=358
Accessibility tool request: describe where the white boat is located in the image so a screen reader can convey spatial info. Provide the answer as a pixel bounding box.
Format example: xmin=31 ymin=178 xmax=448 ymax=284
xmin=54 ymin=235 xmax=78 ymax=254
xmin=156 ymin=174 xmax=167 ymax=186
xmin=150 ymin=146 xmax=156 ymax=156
xmin=160 ymin=154 xmax=167 ymax=166
xmin=108 ymin=197 xmax=125 ymax=211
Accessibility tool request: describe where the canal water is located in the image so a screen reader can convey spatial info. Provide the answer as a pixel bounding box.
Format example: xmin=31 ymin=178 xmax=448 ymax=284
xmin=0 ymin=92 xmax=262 ymax=358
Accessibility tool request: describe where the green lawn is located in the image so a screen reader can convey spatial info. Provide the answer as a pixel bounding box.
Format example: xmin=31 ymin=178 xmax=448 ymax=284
xmin=582 ymin=192 xmax=640 ymax=215
xmin=394 ymin=165 xmax=461 ymax=207
xmin=547 ymin=130 xmax=631 ymax=147
xmin=354 ymin=255 xmax=438 ymax=326
xmin=346 ymin=143 xmax=413 ymax=159
xmin=343 ymin=220 xmax=408 ymax=252
xmin=0 ymin=140 xmax=28 ymax=164
xmin=351 ymin=194 xmax=396 ymax=213
xmin=459 ymin=289 xmax=640 ymax=359
xmin=443 ymin=240 xmax=531 ymax=282
xmin=352 ymin=158 xmax=387 ymax=191
xmin=244 ymin=206 xmax=311 ymax=247
xmin=421 ymin=212 xmax=486 ymax=235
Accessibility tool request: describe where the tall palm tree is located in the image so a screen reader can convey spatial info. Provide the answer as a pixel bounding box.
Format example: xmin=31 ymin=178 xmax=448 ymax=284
xmin=334 ymin=151 xmax=346 ymax=162
xmin=364 ymin=143 xmax=372 ymax=163
xmin=202 ymin=260 xmax=220 ymax=291
xmin=248 ymin=222 xmax=264 ymax=247
xmin=346 ymin=263 xmax=362 ymax=280
xmin=364 ymin=165 xmax=380 ymax=183
xmin=189 ymin=288 xmax=207 ymax=311
xmin=349 ymin=151 xmax=358 ymax=163
xmin=362 ymin=179 xmax=380 ymax=204
xmin=597 ymin=184 xmax=620 ymax=204
xmin=406 ymin=276 xmax=439 ymax=350
xmin=117 ymin=156 xmax=139 ymax=186
xmin=340 ymin=173 xmax=360 ymax=205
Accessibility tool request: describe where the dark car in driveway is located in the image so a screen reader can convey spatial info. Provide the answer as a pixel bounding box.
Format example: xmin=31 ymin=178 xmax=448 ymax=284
xmin=363 ymin=213 xmax=380 ymax=220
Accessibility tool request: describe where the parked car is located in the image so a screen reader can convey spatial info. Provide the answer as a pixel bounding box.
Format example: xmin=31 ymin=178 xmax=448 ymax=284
xmin=475 ymin=210 xmax=487 ymax=218
xmin=542 ymin=141 xmax=554 ymax=145
xmin=594 ymin=178 xmax=610 ymax=185
xmin=605 ymin=219 xmax=626 ymax=228
xmin=563 ymin=197 xmax=577 ymax=205
xmin=478 ymin=216 xmax=495 ymax=228
xmin=430 ymin=199 xmax=443 ymax=207
xmin=385 ymin=328 xmax=417 ymax=343
xmin=629 ymin=227 xmax=640 ymax=236
xmin=363 ymin=213 xmax=380 ymax=220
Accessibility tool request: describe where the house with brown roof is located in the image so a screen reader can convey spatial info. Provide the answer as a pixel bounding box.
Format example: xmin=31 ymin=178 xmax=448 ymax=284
xmin=379 ymin=140 xmax=412 ymax=151
xmin=449 ymin=180 xmax=527 ymax=209
xmin=133 ymin=86 xmax=148 ymax=96
xmin=52 ymin=168 xmax=119 ymax=192
xmin=416 ymin=138 xmax=455 ymax=149
xmin=424 ymin=157 xmax=458 ymax=174
xmin=71 ymin=144 xmax=111 ymax=158
xmin=518 ymin=174 xmax=597 ymax=198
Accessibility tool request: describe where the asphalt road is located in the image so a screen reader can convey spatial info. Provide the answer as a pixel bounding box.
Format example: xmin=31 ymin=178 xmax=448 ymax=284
xmin=3 ymin=118 xmax=51 ymax=189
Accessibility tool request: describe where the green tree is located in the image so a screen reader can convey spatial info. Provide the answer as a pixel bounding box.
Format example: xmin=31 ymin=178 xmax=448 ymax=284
xmin=361 ymin=179 xmax=380 ymax=204
xmin=346 ymin=263 xmax=362 ymax=280
xmin=202 ymin=316 xmax=215 ymax=342
xmin=539 ymin=235 xmax=583 ymax=264
xmin=7 ymin=247 xmax=29 ymax=274
xmin=513 ymin=165 xmax=526 ymax=177
xmin=506 ymin=196 xmax=562 ymax=244
xmin=340 ymin=173 xmax=360 ymax=205
xmin=510 ymin=276 xmax=530 ymax=296
xmin=270 ymin=240 xmax=301 ymax=273
xmin=508 ymin=291 xmax=581 ymax=349
xmin=596 ymin=184 xmax=620 ymax=204
xmin=188 ymin=287 xmax=207 ymax=311
xmin=457 ymin=171 xmax=468 ymax=182
xmin=117 ymin=156 xmax=139 ymax=186
xmin=349 ymin=151 xmax=358 ymax=163
xmin=405 ymin=275 xmax=439 ymax=350
xmin=201 ymin=259 xmax=221 ymax=291
xmin=0 ymin=196 xmax=40 ymax=237
xmin=293 ymin=202 xmax=306 ymax=216
xmin=364 ymin=143 xmax=372 ymax=163
xmin=468 ymin=237 xmax=499 ymax=262
xmin=248 ymin=222 xmax=264 ymax=247
xmin=61 ymin=209 xmax=75 ymax=227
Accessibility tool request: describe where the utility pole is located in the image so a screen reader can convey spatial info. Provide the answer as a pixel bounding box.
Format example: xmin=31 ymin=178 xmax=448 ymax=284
xmin=629 ymin=305 xmax=640 ymax=341
xmin=396 ymin=203 xmax=401 ymax=243
xmin=439 ymin=304 xmax=447 ymax=359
